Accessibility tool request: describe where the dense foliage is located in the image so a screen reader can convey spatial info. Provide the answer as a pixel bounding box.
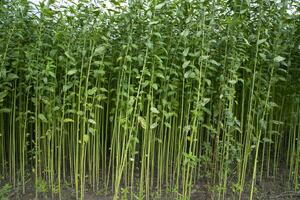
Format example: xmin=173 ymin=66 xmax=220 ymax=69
xmin=0 ymin=0 xmax=299 ymax=199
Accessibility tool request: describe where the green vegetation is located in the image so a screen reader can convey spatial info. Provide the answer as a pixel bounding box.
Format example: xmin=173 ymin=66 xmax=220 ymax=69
xmin=0 ymin=183 xmax=12 ymax=200
xmin=0 ymin=0 xmax=299 ymax=199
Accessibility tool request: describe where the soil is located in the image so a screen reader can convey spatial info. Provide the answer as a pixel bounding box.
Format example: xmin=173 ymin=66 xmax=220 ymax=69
xmin=7 ymin=178 xmax=300 ymax=200
xmin=4 ymin=165 xmax=300 ymax=200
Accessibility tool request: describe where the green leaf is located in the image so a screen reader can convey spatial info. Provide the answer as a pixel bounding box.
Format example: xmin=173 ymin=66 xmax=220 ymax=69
xmin=263 ymin=138 xmax=273 ymax=143
xmin=156 ymin=72 xmax=165 ymax=79
xmin=88 ymin=118 xmax=96 ymax=125
xmin=94 ymin=46 xmax=106 ymax=56
xmin=150 ymin=107 xmax=160 ymax=114
xmin=181 ymin=29 xmax=189 ymax=37
xmin=152 ymin=83 xmax=158 ymax=90
xmin=150 ymin=21 xmax=159 ymax=25
xmin=87 ymin=87 xmax=97 ymax=95
xmin=259 ymin=119 xmax=267 ymax=130
xmin=88 ymin=127 xmax=95 ymax=135
xmin=201 ymin=98 xmax=210 ymax=106
xmin=274 ymin=56 xmax=285 ymax=63
xmin=269 ymin=102 xmax=279 ymax=107
xmin=228 ymin=80 xmax=237 ymax=84
xmin=0 ymin=91 xmax=8 ymax=101
xmin=243 ymin=38 xmax=251 ymax=46
xmin=99 ymin=87 xmax=108 ymax=92
xmin=184 ymin=71 xmax=191 ymax=79
xmin=205 ymin=79 xmax=211 ymax=86
xmin=259 ymin=53 xmax=266 ymax=60
xmin=7 ymin=73 xmax=19 ymax=80
xmin=65 ymin=51 xmax=75 ymax=62
xmin=0 ymin=67 xmax=6 ymax=79
xmin=48 ymin=71 xmax=56 ymax=78
xmin=138 ymin=116 xmax=147 ymax=129
xmin=183 ymin=48 xmax=189 ymax=57
xmin=182 ymin=60 xmax=190 ymax=69
xmin=150 ymin=122 xmax=158 ymax=129
xmin=38 ymin=114 xmax=48 ymax=123
xmin=183 ymin=125 xmax=191 ymax=133
xmin=209 ymin=59 xmax=221 ymax=66
xmin=155 ymin=2 xmax=166 ymax=10
xmin=83 ymin=134 xmax=89 ymax=143
xmin=63 ymin=118 xmax=74 ymax=123
xmin=272 ymin=120 xmax=284 ymax=125
xmin=153 ymin=32 xmax=161 ymax=38
xmin=77 ymin=111 xmax=84 ymax=116
xmin=0 ymin=108 xmax=11 ymax=113
xmin=63 ymin=83 xmax=73 ymax=92
xmin=67 ymin=69 xmax=78 ymax=76
xmin=257 ymin=39 xmax=267 ymax=45
xmin=201 ymin=55 xmax=210 ymax=60
xmin=53 ymin=106 xmax=60 ymax=112
xmin=146 ymin=41 xmax=153 ymax=49
xmin=155 ymin=137 xmax=163 ymax=143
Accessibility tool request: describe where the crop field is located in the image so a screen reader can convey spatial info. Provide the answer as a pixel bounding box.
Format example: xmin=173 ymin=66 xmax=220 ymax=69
xmin=0 ymin=0 xmax=299 ymax=199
